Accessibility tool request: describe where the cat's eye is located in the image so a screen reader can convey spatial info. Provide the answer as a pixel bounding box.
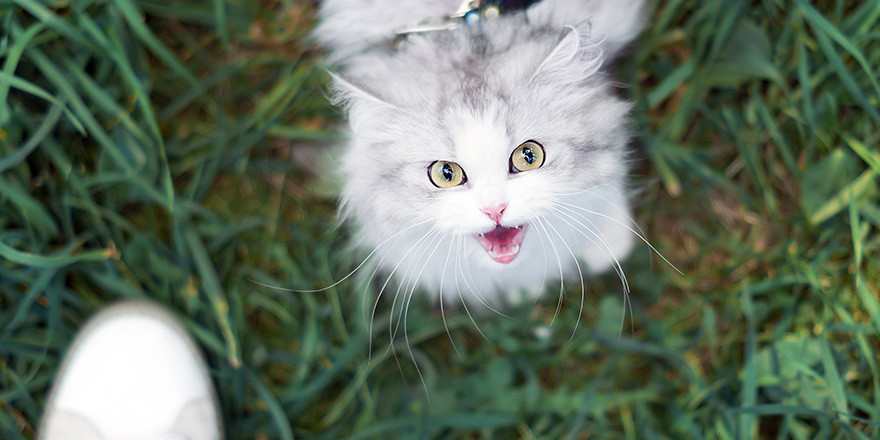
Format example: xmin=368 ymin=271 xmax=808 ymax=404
xmin=509 ymin=140 xmax=545 ymax=173
xmin=428 ymin=161 xmax=467 ymax=188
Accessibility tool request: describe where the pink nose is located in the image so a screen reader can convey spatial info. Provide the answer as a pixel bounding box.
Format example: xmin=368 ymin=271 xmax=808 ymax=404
xmin=481 ymin=204 xmax=507 ymax=224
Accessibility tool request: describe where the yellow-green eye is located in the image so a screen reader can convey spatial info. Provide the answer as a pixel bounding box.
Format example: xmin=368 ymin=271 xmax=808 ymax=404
xmin=509 ymin=140 xmax=545 ymax=173
xmin=428 ymin=161 xmax=467 ymax=188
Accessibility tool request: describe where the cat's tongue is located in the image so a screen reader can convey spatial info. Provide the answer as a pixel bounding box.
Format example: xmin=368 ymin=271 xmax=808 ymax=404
xmin=475 ymin=225 xmax=528 ymax=264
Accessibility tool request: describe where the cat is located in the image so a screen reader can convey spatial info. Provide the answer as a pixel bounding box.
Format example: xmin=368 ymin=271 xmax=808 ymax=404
xmin=313 ymin=0 xmax=645 ymax=309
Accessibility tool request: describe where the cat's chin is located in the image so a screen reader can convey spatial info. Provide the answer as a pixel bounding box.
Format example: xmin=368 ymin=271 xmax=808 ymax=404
xmin=475 ymin=224 xmax=528 ymax=264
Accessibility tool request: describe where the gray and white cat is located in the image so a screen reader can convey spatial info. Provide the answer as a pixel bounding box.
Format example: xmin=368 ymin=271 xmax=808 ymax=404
xmin=314 ymin=0 xmax=645 ymax=307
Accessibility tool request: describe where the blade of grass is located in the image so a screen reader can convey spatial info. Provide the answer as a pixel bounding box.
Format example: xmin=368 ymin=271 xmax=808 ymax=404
xmin=137 ymin=0 xmax=218 ymax=24
xmin=0 ymin=412 xmax=28 ymax=440
xmin=0 ymin=71 xmax=84 ymax=133
xmin=24 ymin=46 xmax=137 ymax=174
xmin=62 ymin=59 xmax=151 ymax=147
xmin=849 ymin=194 xmax=864 ymax=271
xmin=249 ymin=370 xmax=295 ymax=440
xmin=110 ymin=0 xmax=206 ymax=94
xmin=647 ymin=60 xmax=694 ymax=108
xmin=213 ymin=0 xmax=229 ymax=52
xmin=739 ymin=283 xmax=757 ymax=439
xmin=755 ymin=99 xmax=798 ymax=175
xmin=649 ymin=142 xmax=682 ymax=196
xmin=843 ymin=135 xmax=880 ymax=174
xmin=728 ymin=104 xmax=778 ymax=214
xmin=819 ymin=336 xmax=849 ymax=421
xmin=0 ymin=177 xmax=59 ymax=237
xmin=157 ymin=60 xmax=244 ymax=121
xmin=83 ymin=267 xmax=145 ymax=299
xmin=653 ymin=0 xmax=689 ymax=32
xmin=805 ymin=17 xmax=880 ymax=124
xmin=12 ymin=0 xmax=97 ymax=51
xmin=182 ymin=318 xmax=227 ymax=359
xmin=854 ymin=278 xmax=880 ymax=335
xmin=794 ymin=38 xmax=819 ymax=152
xmin=850 ymin=1 xmax=880 ymax=35
xmin=342 ymin=413 xmax=518 ymax=440
xmin=77 ymin=12 xmax=175 ymax=211
xmin=797 ymin=0 xmax=880 ymax=101
xmin=267 ymin=125 xmax=343 ymax=141
xmin=808 ymin=169 xmax=876 ymax=224
xmin=0 ymin=238 xmax=117 ymax=269
xmin=0 ymin=363 xmax=38 ymax=422
xmin=0 ymin=103 xmax=63 ymax=173
xmin=0 ymin=269 xmax=56 ymax=337
xmin=281 ymin=330 xmax=364 ymax=406
xmin=184 ymin=226 xmax=241 ymax=368
xmin=0 ymin=20 xmax=43 ymax=125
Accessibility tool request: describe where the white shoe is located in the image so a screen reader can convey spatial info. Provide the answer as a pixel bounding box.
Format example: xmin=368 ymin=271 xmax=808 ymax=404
xmin=39 ymin=300 xmax=224 ymax=440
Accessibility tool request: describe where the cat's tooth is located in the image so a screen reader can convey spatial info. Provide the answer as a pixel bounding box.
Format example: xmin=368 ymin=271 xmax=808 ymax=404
xmin=488 ymin=245 xmax=520 ymax=260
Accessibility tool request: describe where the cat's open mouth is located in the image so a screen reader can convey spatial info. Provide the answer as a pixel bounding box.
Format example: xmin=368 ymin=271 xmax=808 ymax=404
xmin=475 ymin=224 xmax=528 ymax=264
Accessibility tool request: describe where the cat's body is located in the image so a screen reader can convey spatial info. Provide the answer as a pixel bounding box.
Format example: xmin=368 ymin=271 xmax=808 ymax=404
xmin=314 ymin=0 xmax=644 ymax=305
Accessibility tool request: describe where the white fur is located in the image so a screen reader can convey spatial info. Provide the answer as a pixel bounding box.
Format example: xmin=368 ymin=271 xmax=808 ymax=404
xmin=315 ymin=0 xmax=643 ymax=306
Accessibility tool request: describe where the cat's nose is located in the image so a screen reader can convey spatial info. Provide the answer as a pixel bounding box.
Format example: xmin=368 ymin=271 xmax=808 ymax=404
xmin=481 ymin=204 xmax=507 ymax=224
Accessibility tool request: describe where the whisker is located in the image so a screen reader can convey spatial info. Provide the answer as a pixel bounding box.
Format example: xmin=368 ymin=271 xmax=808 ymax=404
xmin=400 ymin=230 xmax=446 ymax=334
xmin=556 ymin=202 xmax=682 ymax=276
xmin=359 ymin=225 xmax=420 ymax=330
xmin=541 ymin=216 xmax=586 ymax=338
xmin=454 ymin=236 xmax=492 ymax=344
xmin=530 ymin=216 xmax=550 ymax=309
xmin=387 ymin=229 xmax=442 ymax=348
xmin=250 ymin=218 xmax=433 ymax=293
xmin=533 ymin=218 xmax=565 ymax=326
xmin=551 ymin=205 xmax=630 ymax=294
xmin=361 ymin=258 xmax=386 ymax=331
xmin=368 ymin=227 xmax=438 ymax=361
xmin=438 ymin=233 xmax=461 ymax=356
xmin=549 ymin=183 xmax=651 ymax=277
xmin=573 ymin=184 xmax=650 ymax=240
xmin=371 ymin=338 xmax=407 ymax=386
xmin=555 ymin=185 xmax=652 ymax=277
xmin=462 ymin=253 xmax=514 ymax=319
xmin=386 ymin=230 xmax=444 ymax=386
xmin=401 ymin=231 xmax=445 ymax=400
xmin=552 ymin=204 xmax=634 ymax=337
xmin=454 ymin=235 xmax=511 ymax=318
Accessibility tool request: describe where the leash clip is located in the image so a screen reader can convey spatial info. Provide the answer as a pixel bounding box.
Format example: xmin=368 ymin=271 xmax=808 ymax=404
xmin=393 ymin=1 xmax=502 ymax=48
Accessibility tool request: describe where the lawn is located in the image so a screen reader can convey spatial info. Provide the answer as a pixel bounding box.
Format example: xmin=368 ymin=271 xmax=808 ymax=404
xmin=1 ymin=0 xmax=878 ymax=438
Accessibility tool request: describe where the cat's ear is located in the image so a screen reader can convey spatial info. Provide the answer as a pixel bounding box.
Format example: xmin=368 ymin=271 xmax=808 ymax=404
xmin=525 ymin=0 xmax=645 ymax=57
xmin=530 ymin=25 xmax=604 ymax=84
xmin=328 ymin=72 xmax=396 ymax=110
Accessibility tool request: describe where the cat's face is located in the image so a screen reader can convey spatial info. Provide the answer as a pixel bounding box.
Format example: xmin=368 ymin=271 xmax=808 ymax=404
xmin=334 ymin=24 xmax=633 ymax=303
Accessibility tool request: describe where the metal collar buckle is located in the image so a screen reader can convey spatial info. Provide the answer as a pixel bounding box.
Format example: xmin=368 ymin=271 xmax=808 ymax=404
xmin=393 ymin=1 xmax=502 ymax=48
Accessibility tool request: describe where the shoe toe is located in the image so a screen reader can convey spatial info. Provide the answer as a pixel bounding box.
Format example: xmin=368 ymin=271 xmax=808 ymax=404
xmin=41 ymin=301 xmax=222 ymax=440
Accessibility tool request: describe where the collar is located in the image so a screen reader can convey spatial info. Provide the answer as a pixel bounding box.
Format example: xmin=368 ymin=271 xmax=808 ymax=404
xmin=393 ymin=0 xmax=543 ymax=45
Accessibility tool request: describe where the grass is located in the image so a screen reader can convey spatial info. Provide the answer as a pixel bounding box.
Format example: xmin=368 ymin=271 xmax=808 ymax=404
xmin=1 ymin=0 xmax=878 ymax=438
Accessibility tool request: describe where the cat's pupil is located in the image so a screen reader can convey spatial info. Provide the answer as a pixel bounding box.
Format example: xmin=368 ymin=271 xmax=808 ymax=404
xmin=442 ymin=163 xmax=454 ymax=181
xmin=522 ymin=147 xmax=535 ymax=165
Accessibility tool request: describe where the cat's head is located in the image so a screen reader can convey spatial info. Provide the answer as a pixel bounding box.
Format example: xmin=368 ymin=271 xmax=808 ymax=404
xmin=331 ymin=21 xmax=634 ymax=300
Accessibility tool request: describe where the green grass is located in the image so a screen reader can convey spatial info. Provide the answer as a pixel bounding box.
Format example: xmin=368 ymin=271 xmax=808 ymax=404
xmin=1 ymin=0 xmax=878 ymax=438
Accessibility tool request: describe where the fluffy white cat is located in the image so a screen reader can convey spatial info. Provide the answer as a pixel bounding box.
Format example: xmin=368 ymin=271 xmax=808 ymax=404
xmin=314 ymin=0 xmax=645 ymax=307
